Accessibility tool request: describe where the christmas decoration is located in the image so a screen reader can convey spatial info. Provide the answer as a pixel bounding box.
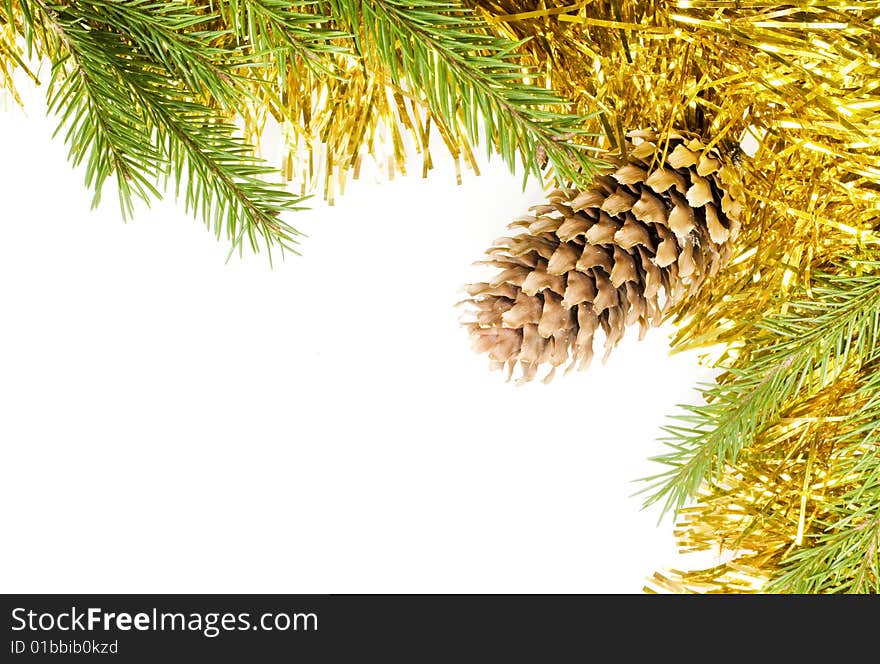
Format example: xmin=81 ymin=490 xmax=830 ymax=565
xmin=465 ymin=1 xmax=880 ymax=592
xmin=642 ymin=268 xmax=880 ymax=593
xmin=0 ymin=0 xmax=601 ymax=257
xmin=464 ymin=130 xmax=742 ymax=383
xmin=3 ymin=0 xmax=880 ymax=593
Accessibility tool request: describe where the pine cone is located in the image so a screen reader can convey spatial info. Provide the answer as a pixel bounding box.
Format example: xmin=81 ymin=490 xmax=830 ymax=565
xmin=464 ymin=130 xmax=743 ymax=382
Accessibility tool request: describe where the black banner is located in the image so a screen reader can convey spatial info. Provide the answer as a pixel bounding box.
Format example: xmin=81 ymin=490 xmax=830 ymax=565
xmin=0 ymin=594 xmax=869 ymax=661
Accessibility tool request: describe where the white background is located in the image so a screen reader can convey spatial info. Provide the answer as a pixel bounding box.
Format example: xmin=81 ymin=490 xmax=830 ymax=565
xmin=0 ymin=78 xmax=715 ymax=593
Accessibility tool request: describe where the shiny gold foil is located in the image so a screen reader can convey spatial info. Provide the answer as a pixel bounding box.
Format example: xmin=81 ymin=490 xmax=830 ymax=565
xmin=232 ymin=47 xmax=481 ymax=204
xmin=468 ymin=0 xmax=880 ymax=343
xmin=465 ymin=1 xmax=880 ymax=592
xmin=645 ymin=369 xmax=873 ymax=593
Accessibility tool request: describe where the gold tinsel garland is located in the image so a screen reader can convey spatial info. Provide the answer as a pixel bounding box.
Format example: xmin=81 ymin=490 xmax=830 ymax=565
xmin=646 ymin=372 xmax=867 ymax=593
xmin=466 ymin=1 xmax=880 ymax=592
xmin=469 ymin=0 xmax=880 ymax=333
xmin=238 ymin=57 xmax=483 ymax=203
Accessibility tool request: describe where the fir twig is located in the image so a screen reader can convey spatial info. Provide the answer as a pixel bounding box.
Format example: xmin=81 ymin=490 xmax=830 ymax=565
xmin=5 ymin=1 xmax=602 ymax=252
xmin=328 ymin=0 xmax=603 ymax=186
xmin=218 ymin=0 xmax=347 ymax=79
xmin=642 ymin=267 xmax=880 ymax=515
xmin=70 ymin=1 xmax=244 ymax=106
xmin=33 ymin=0 xmax=306 ymax=255
xmin=769 ymin=367 xmax=880 ymax=593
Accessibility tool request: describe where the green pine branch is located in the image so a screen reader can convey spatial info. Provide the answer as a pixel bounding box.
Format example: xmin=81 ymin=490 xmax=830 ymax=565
xmin=44 ymin=7 xmax=164 ymax=216
xmin=327 ymin=0 xmax=603 ymax=186
xmin=5 ymin=0 xmax=601 ymax=254
xmin=70 ymin=1 xmax=244 ymax=107
xmin=642 ymin=266 xmax=880 ymax=516
xmin=31 ymin=0 xmax=306 ymax=256
xmin=218 ymin=0 xmax=347 ymax=79
xmin=769 ymin=367 xmax=880 ymax=593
